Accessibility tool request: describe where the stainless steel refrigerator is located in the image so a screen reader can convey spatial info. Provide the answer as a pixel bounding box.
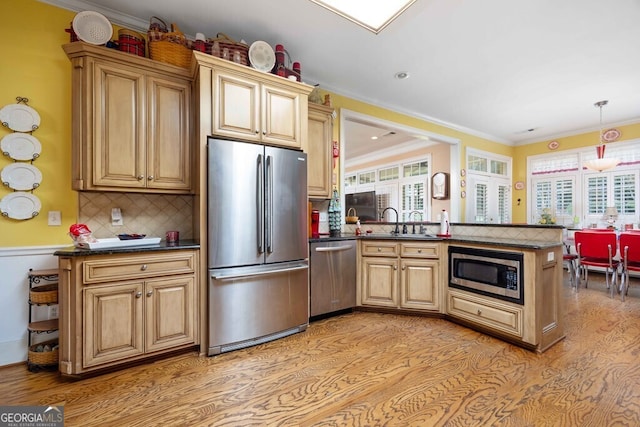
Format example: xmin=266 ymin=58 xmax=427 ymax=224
xmin=207 ymin=137 xmax=309 ymax=355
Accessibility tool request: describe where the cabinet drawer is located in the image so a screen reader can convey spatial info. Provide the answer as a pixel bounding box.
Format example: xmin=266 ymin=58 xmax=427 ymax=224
xmin=400 ymin=242 xmax=439 ymax=258
xmin=447 ymin=290 xmax=523 ymax=337
xmin=83 ymin=252 xmax=196 ymax=284
xmin=361 ymin=241 xmax=399 ymax=257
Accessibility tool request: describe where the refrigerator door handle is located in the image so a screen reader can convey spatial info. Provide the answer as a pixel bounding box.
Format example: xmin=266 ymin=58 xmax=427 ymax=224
xmin=257 ymin=154 xmax=265 ymax=253
xmin=211 ymin=264 xmax=308 ymax=280
xmin=266 ymin=154 xmax=273 ymax=253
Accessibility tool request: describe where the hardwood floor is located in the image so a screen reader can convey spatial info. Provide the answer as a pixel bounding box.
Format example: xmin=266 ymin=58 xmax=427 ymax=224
xmin=2 ymin=272 xmax=640 ymax=426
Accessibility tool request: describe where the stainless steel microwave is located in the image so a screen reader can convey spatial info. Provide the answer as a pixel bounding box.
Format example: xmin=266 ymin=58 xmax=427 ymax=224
xmin=448 ymin=246 xmax=524 ymax=305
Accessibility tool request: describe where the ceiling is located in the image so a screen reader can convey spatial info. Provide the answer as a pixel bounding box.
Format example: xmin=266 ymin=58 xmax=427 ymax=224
xmin=48 ymin=0 xmax=640 ymax=156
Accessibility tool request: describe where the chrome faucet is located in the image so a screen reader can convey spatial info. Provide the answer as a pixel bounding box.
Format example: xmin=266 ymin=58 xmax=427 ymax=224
xmin=409 ymin=210 xmax=425 ymax=234
xmin=381 ymin=207 xmax=400 ymax=234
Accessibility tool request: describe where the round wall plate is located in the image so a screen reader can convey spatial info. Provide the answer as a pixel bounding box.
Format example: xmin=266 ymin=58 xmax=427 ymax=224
xmin=514 ymin=181 xmax=525 ymax=190
xmin=548 ymin=140 xmax=559 ymax=150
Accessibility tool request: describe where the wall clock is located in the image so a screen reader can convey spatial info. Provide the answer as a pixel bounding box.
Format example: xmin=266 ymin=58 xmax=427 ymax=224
xmin=432 ymin=172 xmax=449 ymax=200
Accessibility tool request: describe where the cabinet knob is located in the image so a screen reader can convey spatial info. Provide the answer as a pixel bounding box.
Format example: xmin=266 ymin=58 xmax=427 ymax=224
xmin=377 ymin=247 xmax=382 ymax=252
xmin=141 ymin=264 xmax=148 ymax=271
xmin=137 ymin=175 xmax=144 ymax=181
xmin=401 ymin=265 xmax=406 ymax=270
xmin=148 ymin=175 xmax=154 ymax=181
xmin=477 ymin=309 xmax=482 ymax=316
xmin=255 ymin=130 xmax=260 ymax=134
xmin=418 ymin=249 xmax=422 ymax=253
xmin=262 ymin=131 xmax=266 ymax=135
xmin=146 ymin=290 xmax=153 ymax=297
xmin=394 ymin=265 xmax=398 ymax=270
xmin=135 ymin=291 xmax=142 ymax=298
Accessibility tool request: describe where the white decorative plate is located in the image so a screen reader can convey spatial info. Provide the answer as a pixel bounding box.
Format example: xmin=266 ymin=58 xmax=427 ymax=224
xmin=0 ymin=104 xmax=41 ymax=132
xmin=249 ymin=41 xmax=276 ymax=73
xmin=0 ymin=192 xmax=41 ymax=220
xmin=72 ymin=11 xmax=113 ymax=45
xmin=1 ymin=133 xmax=42 ymax=161
xmin=1 ymin=163 xmax=43 ymax=190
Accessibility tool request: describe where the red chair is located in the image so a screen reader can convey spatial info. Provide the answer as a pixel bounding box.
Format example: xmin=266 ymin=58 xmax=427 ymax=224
xmin=574 ymin=231 xmax=620 ymax=297
xmin=619 ymin=232 xmax=640 ymax=302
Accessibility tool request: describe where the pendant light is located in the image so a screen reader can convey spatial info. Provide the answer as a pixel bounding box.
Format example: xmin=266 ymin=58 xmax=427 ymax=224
xmin=583 ymin=100 xmax=620 ymax=172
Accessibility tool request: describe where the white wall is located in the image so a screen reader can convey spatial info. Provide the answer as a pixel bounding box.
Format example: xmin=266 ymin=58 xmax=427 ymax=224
xmin=0 ymin=245 xmax=65 ymax=366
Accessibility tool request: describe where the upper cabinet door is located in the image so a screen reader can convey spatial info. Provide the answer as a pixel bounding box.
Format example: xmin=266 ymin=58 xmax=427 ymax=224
xmin=211 ymin=68 xmax=305 ymax=149
xmin=261 ymin=84 xmax=302 ymax=148
xmin=93 ymin=61 xmax=146 ymax=189
xmin=212 ymin=71 xmax=261 ymax=141
xmin=307 ymin=103 xmax=333 ymax=199
xmin=146 ymin=75 xmax=192 ymax=191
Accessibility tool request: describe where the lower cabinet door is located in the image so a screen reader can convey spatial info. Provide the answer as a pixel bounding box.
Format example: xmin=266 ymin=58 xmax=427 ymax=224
xmin=361 ymin=257 xmax=398 ymax=307
xmin=400 ymin=259 xmax=440 ymax=311
xmin=145 ymin=276 xmax=196 ymax=352
xmin=84 ymin=282 xmax=144 ymax=368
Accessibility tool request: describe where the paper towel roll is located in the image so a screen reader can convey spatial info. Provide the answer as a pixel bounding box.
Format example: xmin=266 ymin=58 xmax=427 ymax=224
xmin=440 ymin=209 xmax=449 ymax=235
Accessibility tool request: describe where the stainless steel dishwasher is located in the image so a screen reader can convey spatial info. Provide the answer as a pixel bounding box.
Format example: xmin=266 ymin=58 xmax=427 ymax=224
xmin=309 ymin=239 xmax=357 ymax=318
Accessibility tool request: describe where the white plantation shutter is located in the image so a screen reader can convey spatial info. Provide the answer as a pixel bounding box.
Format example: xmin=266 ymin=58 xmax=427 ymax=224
xmin=587 ymin=175 xmax=608 ymax=215
xmin=613 ymin=173 xmax=636 ymax=215
xmin=474 ymin=182 xmax=487 ymax=222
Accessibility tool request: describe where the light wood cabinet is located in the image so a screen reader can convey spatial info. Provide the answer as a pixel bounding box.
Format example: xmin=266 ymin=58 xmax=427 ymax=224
xmin=210 ymin=63 xmax=308 ymax=149
xmin=57 ymin=250 xmax=199 ymax=376
xmin=359 ymin=240 xmax=441 ymax=312
xmin=307 ymin=103 xmax=334 ymax=199
xmin=445 ymin=244 xmax=564 ymax=353
xmin=447 ymin=289 xmax=524 ymax=337
xmin=64 ymin=42 xmax=192 ymax=194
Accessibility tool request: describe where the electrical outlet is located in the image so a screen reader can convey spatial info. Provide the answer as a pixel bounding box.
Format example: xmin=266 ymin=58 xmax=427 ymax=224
xmin=48 ymin=305 xmax=59 ymax=319
xmin=48 ymin=211 xmax=61 ymax=226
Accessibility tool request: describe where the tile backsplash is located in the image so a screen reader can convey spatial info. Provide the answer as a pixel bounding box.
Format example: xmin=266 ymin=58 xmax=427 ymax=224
xmin=78 ymin=192 xmax=194 ymax=240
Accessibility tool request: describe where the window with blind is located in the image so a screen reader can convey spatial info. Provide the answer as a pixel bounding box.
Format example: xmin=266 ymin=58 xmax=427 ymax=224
xmin=532 ymin=178 xmax=575 ymax=225
xmin=528 ymin=139 xmax=639 ymax=227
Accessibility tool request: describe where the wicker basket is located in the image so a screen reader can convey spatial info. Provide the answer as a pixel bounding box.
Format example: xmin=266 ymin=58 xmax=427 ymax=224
xmin=29 ymin=283 xmax=58 ymax=304
xmin=206 ymin=33 xmax=249 ymax=65
xmin=346 ymin=208 xmax=359 ymax=224
xmin=148 ymin=17 xmax=191 ymax=68
xmin=28 ymin=338 xmax=59 ymax=366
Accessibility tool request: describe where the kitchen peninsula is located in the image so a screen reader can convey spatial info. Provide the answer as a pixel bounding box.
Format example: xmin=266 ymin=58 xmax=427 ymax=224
xmin=336 ymin=222 xmax=565 ymax=353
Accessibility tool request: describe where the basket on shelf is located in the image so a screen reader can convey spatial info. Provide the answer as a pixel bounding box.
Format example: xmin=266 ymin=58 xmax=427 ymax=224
xmin=28 ymin=338 xmax=59 ymax=366
xmin=346 ymin=208 xmax=359 ymax=224
xmin=29 ymin=283 xmax=58 ymax=305
xmin=206 ymin=33 xmax=249 ymax=65
xmin=118 ymin=28 xmax=146 ymax=57
xmin=147 ymin=16 xmax=191 ymax=68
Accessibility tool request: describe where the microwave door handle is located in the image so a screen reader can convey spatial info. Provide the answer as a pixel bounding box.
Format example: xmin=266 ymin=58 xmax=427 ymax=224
xmin=257 ymin=154 xmax=264 ymax=253
xmin=266 ymin=154 xmax=273 ymax=253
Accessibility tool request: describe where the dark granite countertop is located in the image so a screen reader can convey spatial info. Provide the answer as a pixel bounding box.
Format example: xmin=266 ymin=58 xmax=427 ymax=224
xmin=54 ymin=239 xmax=200 ymax=257
xmin=310 ymin=234 xmax=561 ymax=250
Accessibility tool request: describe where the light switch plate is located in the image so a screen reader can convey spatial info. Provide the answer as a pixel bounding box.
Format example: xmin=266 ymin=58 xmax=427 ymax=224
xmin=111 ymin=208 xmax=123 ymax=226
xmin=48 ymin=211 xmax=61 ymax=226
xmin=547 ymin=251 xmax=555 ymax=262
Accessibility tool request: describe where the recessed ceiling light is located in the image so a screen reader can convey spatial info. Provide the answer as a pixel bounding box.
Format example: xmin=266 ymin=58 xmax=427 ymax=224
xmin=309 ymin=0 xmax=416 ymax=34
xmin=371 ymin=136 xmax=378 ymax=140
xmin=395 ymin=71 xmax=410 ymax=80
